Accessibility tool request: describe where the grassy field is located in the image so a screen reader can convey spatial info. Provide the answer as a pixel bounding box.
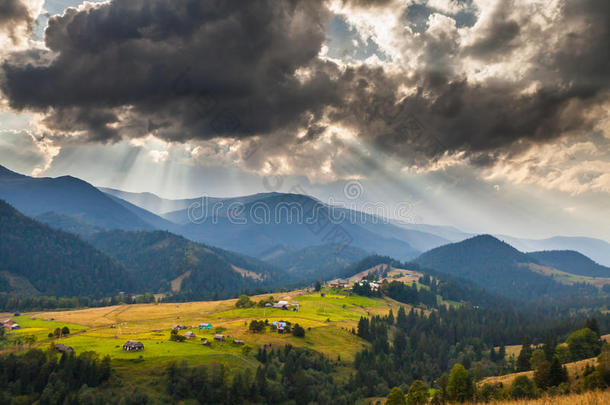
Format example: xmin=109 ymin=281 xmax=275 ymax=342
xmin=526 ymin=263 xmax=610 ymax=288
xmin=480 ymin=357 xmax=599 ymax=389
xmin=2 ymin=289 xmax=408 ymax=376
xmin=470 ymin=390 xmax=609 ymax=405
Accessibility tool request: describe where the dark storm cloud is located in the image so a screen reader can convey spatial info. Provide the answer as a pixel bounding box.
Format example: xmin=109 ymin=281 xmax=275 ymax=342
xmin=464 ymin=1 xmax=520 ymax=60
xmin=0 ymin=0 xmax=609 ymax=168
xmin=2 ymin=0 xmax=335 ymax=141
xmin=551 ymin=0 xmax=610 ymax=91
xmin=0 ymin=0 xmax=34 ymax=42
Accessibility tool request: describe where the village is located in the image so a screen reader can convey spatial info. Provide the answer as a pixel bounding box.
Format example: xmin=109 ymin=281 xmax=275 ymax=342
xmin=0 ymin=264 xmax=430 ymax=372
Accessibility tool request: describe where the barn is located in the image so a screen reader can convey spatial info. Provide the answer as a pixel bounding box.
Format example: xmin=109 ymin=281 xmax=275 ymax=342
xmin=123 ymin=340 xmax=144 ymax=351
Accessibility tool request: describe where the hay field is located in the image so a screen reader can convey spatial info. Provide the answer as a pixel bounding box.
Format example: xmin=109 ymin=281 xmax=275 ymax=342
xmin=3 ymin=289 xmax=406 ymax=370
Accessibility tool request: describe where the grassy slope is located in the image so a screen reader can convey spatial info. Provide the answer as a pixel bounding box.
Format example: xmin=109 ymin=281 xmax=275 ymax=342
xmin=526 ymin=263 xmax=610 ymax=288
xmin=2 ymin=289 xmax=413 ymax=384
xmin=470 ymin=391 xmax=609 ymax=405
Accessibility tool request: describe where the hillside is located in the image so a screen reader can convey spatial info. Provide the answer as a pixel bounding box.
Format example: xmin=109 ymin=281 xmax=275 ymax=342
xmin=528 ymin=250 xmax=610 ymax=278
xmin=0 ymin=165 xmax=154 ymax=231
xmin=268 ymin=243 xmax=369 ymax=281
xmin=34 ymin=211 xmax=287 ymax=299
xmin=414 ymin=235 xmax=592 ymax=301
xmin=86 ymin=230 xmax=285 ymax=300
xmin=0 ymin=200 xmax=131 ymax=297
xmin=501 ymin=235 xmax=610 ymax=268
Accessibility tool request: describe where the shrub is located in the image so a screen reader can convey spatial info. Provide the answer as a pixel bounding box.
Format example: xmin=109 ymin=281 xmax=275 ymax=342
xmin=510 ymin=375 xmax=537 ymax=399
xmin=386 ymin=386 xmax=406 ymax=405
xmin=567 ymin=328 xmax=602 ymax=361
xmin=292 ymin=323 xmax=305 ymax=338
xmin=169 ymin=329 xmax=185 ymax=342
xmin=235 ymin=294 xmax=255 ymax=309
xmin=249 ymin=320 xmax=265 ymax=333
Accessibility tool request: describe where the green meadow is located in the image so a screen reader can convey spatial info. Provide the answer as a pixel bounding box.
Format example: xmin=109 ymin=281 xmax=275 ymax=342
xmin=1 ymin=289 xmax=409 ymax=383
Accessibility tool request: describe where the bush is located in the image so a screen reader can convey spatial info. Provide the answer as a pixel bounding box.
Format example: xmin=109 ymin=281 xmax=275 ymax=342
xmin=386 ymin=386 xmax=406 ymax=405
xmin=567 ymin=328 xmax=602 ymax=361
xmin=292 ymin=323 xmax=305 ymax=338
xmin=235 ymin=294 xmax=255 ymax=309
xmin=169 ymin=329 xmax=185 ymax=342
xmin=249 ymin=320 xmax=265 ymax=333
xmin=510 ymin=376 xmax=537 ymax=399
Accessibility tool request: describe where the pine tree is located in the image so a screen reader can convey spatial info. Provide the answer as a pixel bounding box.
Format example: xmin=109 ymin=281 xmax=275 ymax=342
xmin=357 ymin=317 xmax=370 ymax=340
xmin=542 ymin=333 xmax=556 ymax=361
xmin=516 ymin=336 xmax=534 ymax=371
xmin=548 ymin=356 xmax=568 ymax=386
xmin=396 ymin=306 xmax=408 ymax=329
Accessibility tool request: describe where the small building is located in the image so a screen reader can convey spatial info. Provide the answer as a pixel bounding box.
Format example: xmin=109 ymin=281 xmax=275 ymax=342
xmin=233 ymin=339 xmax=244 ymax=345
xmin=272 ymin=300 xmax=290 ymax=310
xmin=172 ymin=324 xmax=187 ymax=330
xmin=272 ymin=321 xmax=287 ymax=333
xmin=184 ymin=331 xmax=196 ymax=339
xmin=329 ymin=280 xmax=351 ymax=289
xmin=123 ymin=340 xmax=144 ymax=351
xmin=1 ymin=320 xmax=19 ymax=331
xmin=265 ymin=303 xmax=272 ymax=307
xmin=214 ymin=334 xmax=225 ymax=342
xmin=201 ymin=338 xmax=211 ymax=346
xmin=199 ymin=323 xmax=213 ymax=329
xmin=55 ymin=344 xmax=74 ymax=354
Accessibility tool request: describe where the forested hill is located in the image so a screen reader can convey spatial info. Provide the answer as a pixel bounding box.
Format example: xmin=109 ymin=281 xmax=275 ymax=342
xmin=414 ymin=235 xmax=597 ymax=301
xmin=268 ymin=243 xmax=369 ymax=281
xmin=339 ymin=255 xmax=505 ymax=307
xmin=0 ymin=200 xmax=131 ymax=297
xmin=527 ymin=250 xmax=610 ymax=278
xmin=86 ymin=230 xmax=284 ymax=300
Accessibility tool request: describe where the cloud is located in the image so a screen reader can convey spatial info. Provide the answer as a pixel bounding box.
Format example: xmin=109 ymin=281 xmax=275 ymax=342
xmin=0 ymin=0 xmax=608 ymax=189
xmin=2 ymin=0 xmax=334 ymax=143
xmin=0 ymin=0 xmax=36 ymax=43
xmin=484 ymin=137 xmax=610 ymax=194
xmin=0 ymin=129 xmax=58 ymax=175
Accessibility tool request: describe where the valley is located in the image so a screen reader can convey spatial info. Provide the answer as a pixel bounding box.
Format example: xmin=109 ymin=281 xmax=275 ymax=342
xmin=1 ymin=166 xmax=609 ymax=404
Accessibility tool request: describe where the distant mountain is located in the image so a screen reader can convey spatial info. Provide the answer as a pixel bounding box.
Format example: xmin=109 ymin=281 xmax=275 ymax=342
xmin=527 ymin=250 xmax=610 ymax=278
xmin=0 ymin=200 xmax=131 ymax=297
xmin=102 ymin=188 xmax=457 ymax=256
xmin=0 ymin=165 xmax=154 ymax=231
xmin=86 ymin=230 xmax=285 ymax=300
xmin=498 ymin=235 xmax=610 ymax=267
xmin=393 ymin=221 xmax=473 ymax=243
xmin=103 ymin=192 xmax=178 ymax=231
xmin=164 ymin=193 xmax=421 ymax=260
xmin=99 ymin=187 xmax=197 ymax=215
xmin=414 ymin=235 xmax=591 ymax=301
xmin=268 ymin=243 xmax=369 ymax=281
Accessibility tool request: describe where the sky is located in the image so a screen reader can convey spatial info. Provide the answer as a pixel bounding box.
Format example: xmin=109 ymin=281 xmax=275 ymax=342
xmin=0 ymin=0 xmax=609 ymax=240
